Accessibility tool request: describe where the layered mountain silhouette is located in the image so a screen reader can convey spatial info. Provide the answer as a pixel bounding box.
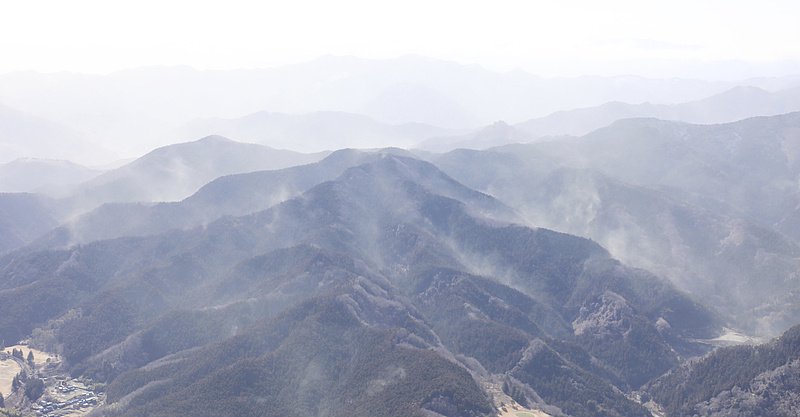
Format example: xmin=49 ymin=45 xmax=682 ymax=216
xmin=4 ymin=53 xmax=800 ymax=417
xmin=0 ymin=137 xmax=326 ymax=255
xmin=0 ymin=154 xmax=719 ymax=417
xmin=36 ymin=149 xmax=416 ymax=247
xmin=178 ymin=111 xmax=456 ymax=152
xmin=516 ymin=86 xmax=800 ymax=139
xmin=433 ymin=112 xmax=800 ymax=336
xmin=419 ymin=121 xmax=536 ymax=153
xmin=422 ymin=86 xmax=800 ymax=151
xmin=2 ymin=56 xmax=774 ymax=155
xmin=0 ymin=103 xmax=113 ymax=164
xmin=529 ymin=113 xmax=800 ymax=232
xmin=66 ymin=135 xmax=326 ymax=209
xmin=0 ymin=158 xmax=101 ymax=195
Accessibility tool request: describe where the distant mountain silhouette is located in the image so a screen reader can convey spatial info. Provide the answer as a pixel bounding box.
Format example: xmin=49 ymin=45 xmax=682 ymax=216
xmin=0 ymin=158 xmax=101 ymax=195
xmin=66 ymin=135 xmax=325 ymax=210
xmin=178 ymin=111 xmax=456 ymax=152
xmin=1 ymin=56 xmax=770 ymax=155
xmin=421 ymin=86 xmax=800 ymax=151
xmin=516 ymin=86 xmax=800 ymax=139
xmin=0 ymin=103 xmax=114 ymax=164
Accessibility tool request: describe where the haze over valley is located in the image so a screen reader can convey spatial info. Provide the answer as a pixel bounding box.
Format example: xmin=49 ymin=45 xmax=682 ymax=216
xmin=2 ymin=1 xmax=800 ymax=416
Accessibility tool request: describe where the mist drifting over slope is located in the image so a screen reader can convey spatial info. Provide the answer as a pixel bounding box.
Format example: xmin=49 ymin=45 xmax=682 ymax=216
xmin=2 ymin=1 xmax=800 ymax=417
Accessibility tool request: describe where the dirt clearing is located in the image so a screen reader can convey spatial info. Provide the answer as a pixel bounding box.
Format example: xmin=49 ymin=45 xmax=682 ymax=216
xmin=0 ymin=358 xmax=22 ymax=397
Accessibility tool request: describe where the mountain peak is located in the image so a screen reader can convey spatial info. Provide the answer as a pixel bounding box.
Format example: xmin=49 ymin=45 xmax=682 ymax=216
xmin=194 ymin=134 xmax=236 ymax=144
xmin=722 ymin=85 xmax=770 ymax=95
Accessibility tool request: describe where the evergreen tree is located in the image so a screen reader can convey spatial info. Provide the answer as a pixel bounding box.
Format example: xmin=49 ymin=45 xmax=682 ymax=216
xmin=24 ymin=378 xmax=44 ymax=401
xmin=26 ymin=350 xmax=34 ymax=366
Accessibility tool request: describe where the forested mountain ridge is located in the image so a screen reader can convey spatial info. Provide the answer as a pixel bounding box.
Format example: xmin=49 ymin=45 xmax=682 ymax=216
xmin=433 ymin=112 xmax=800 ymax=336
xmin=3 ymin=102 xmax=800 ymax=417
xmin=647 ymin=324 xmax=800 ymax=416
xmin=0 ymin=154 xmax=720 ymax=417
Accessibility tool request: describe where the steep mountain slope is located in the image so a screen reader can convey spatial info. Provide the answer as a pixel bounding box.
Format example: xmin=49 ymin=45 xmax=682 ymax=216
xmin=67 ymin=135 xmax=326 ymax=209
xmin=108 ymin=297 xmax=494 ymax=417
xmin=433 ymin=148 xmax=800 ymax=335
xmin=0 ymin=155 xmax=719 ymax=417
xmin=38 ymin=149 xmax=424 ymax=247
xmin=179 ymin=111 xmax=457 ymax=152
xmin=0 ymin=193 xmax=61 ymax=254
xmin=646 ymin=324 xmax=800 ymax=417
xmin=437 ymin=112 xmax=800 ymax=336
xmin=526 ymin=113 xmax=800 ymax=233
xmin=0 ymin=158 xmax=101 ymax=195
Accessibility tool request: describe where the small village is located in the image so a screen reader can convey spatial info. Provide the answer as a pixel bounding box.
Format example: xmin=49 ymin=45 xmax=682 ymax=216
xmin=31 ymin=381 xmax=101 ymax=417
xmin=0 ymin=344 xmax=104 ymax=417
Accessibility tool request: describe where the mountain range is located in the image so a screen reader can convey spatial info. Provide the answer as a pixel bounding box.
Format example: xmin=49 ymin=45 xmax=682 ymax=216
xmin=5 ymin=56 xmax=799 ymax=157
xmin=64 ymin=135 xmax=326 ymax=210
xmin=0 ymin=158 xmax=101 ymax=195
xmin=35 ymin=148 xmax=408 ymax=247
xmin=177 ymin=111 xmax=456 ymax=152
xmin=516 ymin=85 xmax=800 ymax=138
xmin=1 ymin=152 xmax=720 ymax=417
xmin=1 ymin=79 xmax=800 ymax=415
xmin=422 ymin=85 xmax=800 ymax=151
xmin=0 ymin=103 xmax=114 ymax=165
xmin=0 ymin=136 xmax=326 ymax=255
xmin=432 ymin=112 xmax=800 ymax=336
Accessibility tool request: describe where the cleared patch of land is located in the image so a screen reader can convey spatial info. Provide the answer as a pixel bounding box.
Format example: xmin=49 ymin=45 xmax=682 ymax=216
xmin=483 ymin=378 xmax=551 ymax=417
xmin=4 ymin=344 xmax=57 ymax=367
xmin=0 ymin=358 xmax=22 ymax=397
xmin=497 ymin=409 xmax=551 ymax=417
xmin=698 ymin=327 xmax=764 ymax=347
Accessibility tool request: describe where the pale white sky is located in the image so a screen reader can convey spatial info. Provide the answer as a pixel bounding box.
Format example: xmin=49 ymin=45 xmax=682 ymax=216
xmin=2 ymin=0 xmax=799 ymax=78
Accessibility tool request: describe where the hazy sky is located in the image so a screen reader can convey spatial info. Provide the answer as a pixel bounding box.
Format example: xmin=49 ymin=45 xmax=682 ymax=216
xmin=2 ymin=0 xmax=800 ymax=78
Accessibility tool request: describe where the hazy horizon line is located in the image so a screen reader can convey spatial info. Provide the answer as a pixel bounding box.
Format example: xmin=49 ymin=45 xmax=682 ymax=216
xmin=2 ymin=53 xmax=800 ymax=82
